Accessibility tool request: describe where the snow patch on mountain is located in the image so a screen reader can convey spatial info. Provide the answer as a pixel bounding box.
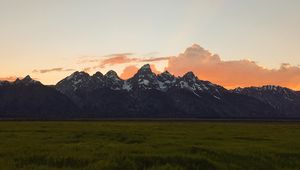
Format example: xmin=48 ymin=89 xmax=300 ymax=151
xmin=55 ymin=64 xmax=226 ymax=100
xmin=122 ymin=81 xmax=132 ymax=91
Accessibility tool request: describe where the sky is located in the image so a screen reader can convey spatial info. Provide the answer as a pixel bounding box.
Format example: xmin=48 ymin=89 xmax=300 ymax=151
xmin=0 ymin=0 xmax=300 ymax=89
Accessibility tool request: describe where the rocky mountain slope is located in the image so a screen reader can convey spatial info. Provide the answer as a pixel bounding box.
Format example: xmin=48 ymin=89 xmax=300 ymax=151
xmin=232 ymin=86 xmax=300 ymax=117
xmin=0 ymin=64 xmax=299 ymax=119
xmin=0 ymin=76 xmax=79 ymax=119
xmin=55 ymin=64 xmax=278 ymax=118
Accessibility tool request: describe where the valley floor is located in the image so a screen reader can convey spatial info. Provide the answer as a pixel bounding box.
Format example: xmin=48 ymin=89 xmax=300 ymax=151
xmin=0 ymin=121 xmax=299 ymax=170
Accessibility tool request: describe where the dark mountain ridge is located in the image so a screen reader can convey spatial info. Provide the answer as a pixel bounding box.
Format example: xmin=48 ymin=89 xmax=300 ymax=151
xmin=232 ymin=85 xmax=300 ymax=117
xmin=0 ymin=76 xmax=79 ymax=119
xmin=0 ymin=64 xmax=299 ymax=119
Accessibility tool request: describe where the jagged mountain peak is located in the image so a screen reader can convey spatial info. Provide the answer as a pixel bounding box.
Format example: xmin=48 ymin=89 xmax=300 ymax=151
xmin=23 ymin=75 xmax=32 ymax=80
xmin=132 ymin=64 xmax=157 ymax=83
xmin=161 ymin=70 xmax=172 ymax=76
xmin=233 ymin=85 xmax=300 ymax=115
xmin=70 ymin=71 xmax=89 ymax=77
xmin=14 ymin=75 xmax=41 ymax=85
xmin=56 ymin=71 xmax=92 ymax=93
xmin=126 ymin=64 xmax=161 ymax=90
xmin=62 ymin=71 xmax=90 ymax=82
xmin=60 ymin=71 xmax=90 ymax=84
xmin=182 ymin=72 xmax=197 ymax=81
xmin=158 ymin=70 xmax=176 ymax=82
xmin=103 ymin=70 xmax=123 ymax=90
xmin=233 ymin=87 xmax=243 ymax=93
xmin=0 ymin=80 xmax=10 ymax=86
xmin=236 ymin=85 xmax=295 ymax=94
xmin=233 ymin=85 xmax=299 ymax=101
xmin=136 ymin=64 xmax=154 ymax=74
xmin=2 ymin=62 xmax=300 ymax=118
xmin=105 ymin=70 xmax=120 ymax=79
xmin=140 ymin=64 xmax=150 ymax=70
xmin=16 ymin=75 xmax=31 ymax=83
xmin=92 ymin=71 xmax=104 ymax=78
xmin=261 ymin=85 xmax=288 ymax=91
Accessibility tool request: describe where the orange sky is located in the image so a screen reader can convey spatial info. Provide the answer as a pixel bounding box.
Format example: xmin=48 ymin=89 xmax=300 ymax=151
xmin=1 ymin=44 xmax=300 ymax=90
xmin=1 ymin=1 xmax=300 ymax=90
xmin=117 ymin=44 xmax=300 ymax=90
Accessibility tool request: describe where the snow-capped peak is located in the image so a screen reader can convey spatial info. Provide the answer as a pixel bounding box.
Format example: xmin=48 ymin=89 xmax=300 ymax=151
xmin=182 ymin=72 xmax=197 ymax=82
xmin=67 ymin=71 xmax=89 ymax=80
xmin=133 ymin=64 xmax=156 ymax=80
xmin=56 ymin=65 xmax=224 ymax=99
xmin=233 ymin=85 xmax=298 ymax=97
xmin=105 ymin=70 xmax=120 ymax=79
xmin=239 ymin=85 xmax=292 ymax=92
xmin=92 ymin=71 xmax=104 ymax=78
xmin=56 ymin=71 xmax=91 ymax=92
xmin=136 ymin=64 xmax=154 ymax=75
xmin=104 ymin=70 xmax=123 ymax=90
xmin=233 ymin=87 xmax=243 ymax=93
xmin=23 ymin=75 xmax=32 ymax=80
xmin=140 ymin=64 xmax=151 ymax=70
xmin=161 ymin=70 xmax=172 ymax=77
xmin=262 ymin=85 xmax=280 ymax=91
xmin=158 ymin=71 xmax=176 ymax=83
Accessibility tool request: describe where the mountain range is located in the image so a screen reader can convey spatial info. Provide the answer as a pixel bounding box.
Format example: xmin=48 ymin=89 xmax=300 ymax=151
xmin=1 ymin=64 xmax=299 ymax=119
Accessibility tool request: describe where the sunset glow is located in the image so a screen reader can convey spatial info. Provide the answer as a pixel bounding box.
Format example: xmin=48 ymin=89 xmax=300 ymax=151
xmin=1 ymin=0 xmax=300 ymax=90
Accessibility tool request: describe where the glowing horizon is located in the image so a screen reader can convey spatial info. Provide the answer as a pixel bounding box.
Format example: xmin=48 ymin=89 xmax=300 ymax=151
xmin=1 ymin=43 xmax=300 ymax=91
xmin=1 ymin=0 xmax=300 ymax=90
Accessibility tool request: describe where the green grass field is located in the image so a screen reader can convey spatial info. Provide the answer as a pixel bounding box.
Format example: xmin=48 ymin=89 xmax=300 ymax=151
xmin=0 ymin=121 xmax=299 ymax=170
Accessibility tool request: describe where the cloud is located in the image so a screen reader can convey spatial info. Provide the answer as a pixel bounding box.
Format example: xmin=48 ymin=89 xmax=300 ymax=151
xmin=120 ymin=65 xmax=139 ymax=79
xmin=98 ymin=55 xmax=138 ymax=68
xmin=106 ymin=53 xmax=134 ymax=57
xmin=94 ymin=55 xmax=170 ymax=68
xmin=78 ymin=59 xmax=99 ymax=64
xmin=82 ymin=67 xmax=92 ymax=72
xmin=78 ymin=52 xmax=170 ymax=70
xmin=33 ymin=68 xmax=75 ymax=74
xmin=73 ymin=44 xmax=300 ymax=90
xmin=120 ymin=64 xmax=161 ymax=80
xmin=141 ymin=57 xmax=170 ymax=62
xmin=165 ymin=44 xmax=300 ymax=90
xmin=142 ymin=52 xmax=159 ymax=57
xmin=78 ymin=53 xmax=134 ymax=64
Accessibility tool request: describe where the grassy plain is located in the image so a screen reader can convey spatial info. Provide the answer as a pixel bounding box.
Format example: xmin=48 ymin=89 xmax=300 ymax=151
xmin=0 ymin=121 xmax=299 ymax=170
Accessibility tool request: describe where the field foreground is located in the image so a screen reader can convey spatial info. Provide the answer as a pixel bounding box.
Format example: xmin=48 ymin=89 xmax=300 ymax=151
xmin=0 ymin=121 xmax=299 ymax=170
